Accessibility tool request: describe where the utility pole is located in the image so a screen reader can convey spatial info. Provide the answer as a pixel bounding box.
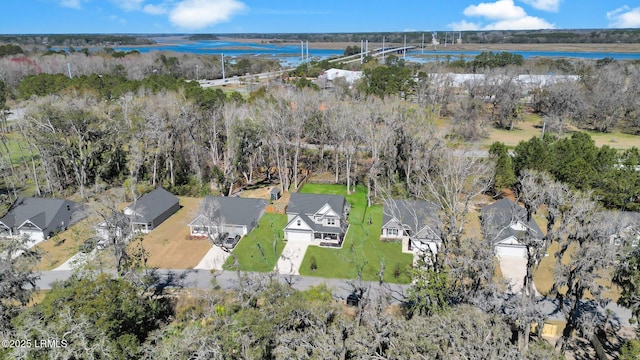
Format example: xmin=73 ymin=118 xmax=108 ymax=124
xmin=403 ymin=34 xmax=406 ymax=60
xmin=67 ymin=63 xmax=72 ymax=78
xmin=196 ymin=64 xmax=199 ymax=80
xmin=306 ymin=40 xmax=309 ymax=62
xmin=382 ymin=36 xmax=385 ymax=63
xmin=360 ymin=39 xmax=364 ymax=64
xmin=221 ymin=53 xmax=225 ymax=80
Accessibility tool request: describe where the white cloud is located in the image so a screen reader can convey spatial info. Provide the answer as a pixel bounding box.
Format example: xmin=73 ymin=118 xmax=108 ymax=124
xmin=169 ymin=0 xmax=247 ymax=30
xmin=143 ymin=4 xmax=168 ymax=15
xmin=520 ymin=0 xmax=561 ymax=12
xmin=110 ymin=0 xmax=146 ymax=11
xmin=464 ymin=0 xmax=526 ymax=20
xmin=457 ymin=0 xmax=554 ymax=30
xmin=448 ymin=20 xmax=481 ymax=31
xmin=607 ymin=6 xmax=640 ymax=28
xmin=483 ymin=16 xmax=554 ymax=30
xmin=59 ymin=0 xmax=87 ymax=9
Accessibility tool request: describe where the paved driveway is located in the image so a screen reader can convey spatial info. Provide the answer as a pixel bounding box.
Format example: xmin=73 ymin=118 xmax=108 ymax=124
xmin=194 ymin=246 xmax=231 ymax=270
xmin=53 ymin=250 xmax=95 ymax=271
xmin=498 ymin=255 xmax=539 ymax=294
xmin=275 ymin=241 xmax=309 ymax=275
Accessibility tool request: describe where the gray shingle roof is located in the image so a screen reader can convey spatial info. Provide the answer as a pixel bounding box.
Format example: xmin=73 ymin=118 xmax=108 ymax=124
xmin=126 ymin=188 xmax=179 ymax=224
xmin=481 ymin=198 xmax=543 ymax=244
xmin=383 ymin=199 xmax=440 ymax=235
xmin=195 ymin=196 xmax=267 ymax=228
xmin=287 ymin=193 xmax=348 ymax=234
xmin=0 ymin=197 xmax=84 ymax=234
xmin=287 ymin=193 xmax=346 ymax=217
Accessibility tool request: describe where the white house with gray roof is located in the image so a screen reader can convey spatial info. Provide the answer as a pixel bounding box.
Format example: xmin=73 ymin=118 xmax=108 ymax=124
xmin=189 ymin=196 xmax=267 ymax=238
xmin=284 ymin=193 xmax=349 ymax=247
xmin=382 ymin=199 xmax=441 ymax=254
xmin=481 ymin=198 xmax=543 ymax=258
xmin=123 ymin=188 xmax=180 ymax=233
xmin=0 ymin=197 xmax=85 ymax=243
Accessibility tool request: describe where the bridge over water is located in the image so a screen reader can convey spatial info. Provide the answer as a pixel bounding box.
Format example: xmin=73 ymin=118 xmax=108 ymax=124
xmin=328 ymin=46 xmax=417 ymax=64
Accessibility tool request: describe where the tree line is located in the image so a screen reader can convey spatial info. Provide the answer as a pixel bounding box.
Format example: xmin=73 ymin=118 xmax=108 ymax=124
xmin=492 ymin=133 xmax=640 ymax=211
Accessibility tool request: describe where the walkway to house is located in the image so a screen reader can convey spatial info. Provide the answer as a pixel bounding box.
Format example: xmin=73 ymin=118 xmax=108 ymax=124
xmin=274 ymin=241 xmax=309 ymax=275
xmin=53 ymin=250 xmax=95 ymax=271
xmin=194 ymin=246 xmax=231 ymax=270
xmin=498 ymin=255 xmax=539 ymax=294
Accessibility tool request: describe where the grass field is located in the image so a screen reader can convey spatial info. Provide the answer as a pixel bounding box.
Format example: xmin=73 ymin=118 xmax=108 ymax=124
xmin=533 ymin=240 xmax=621 ymax=301
xmin=140 ymin=197 xmax=212 ymax=269
xmin=33 ymin=217 xmax=96 ymax=271
xmin=296 ymin=184 xmax=413 ymax=284
xmin=223 ymin=213 xmax=288 ymax=272
xmin=481 ymin=114 xmax=640 ymax=151
xmin=0 ymin=133 xmax=39 ymax=166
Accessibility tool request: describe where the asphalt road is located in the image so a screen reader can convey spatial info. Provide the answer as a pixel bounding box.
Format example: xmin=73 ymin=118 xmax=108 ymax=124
xmin=36 ymin=269 xmax=634 ymax=328
xmin=37 ymin=269 xmax=410 ymax=302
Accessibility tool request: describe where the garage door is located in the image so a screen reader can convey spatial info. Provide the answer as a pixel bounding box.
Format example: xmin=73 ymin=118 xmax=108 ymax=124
xmin=19 ymin=229 xmax=45 ymax=248
xmin=496 ymin=245 xmax=527 ymax=258
xmin=285 ymin=230 xmax=313 ymax=242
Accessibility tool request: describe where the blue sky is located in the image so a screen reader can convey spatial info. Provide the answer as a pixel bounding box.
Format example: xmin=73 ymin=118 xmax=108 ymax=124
xmin=2 ymin=0 xmax=639 ymax=34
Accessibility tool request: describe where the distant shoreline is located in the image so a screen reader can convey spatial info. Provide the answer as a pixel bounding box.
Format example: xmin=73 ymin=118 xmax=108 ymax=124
xmin=219 ymin=37 xmax=640 ymax=53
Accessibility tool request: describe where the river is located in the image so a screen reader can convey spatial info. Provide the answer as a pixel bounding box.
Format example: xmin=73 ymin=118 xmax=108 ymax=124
xmin=111 ymin=38 xmax=640 ymax=66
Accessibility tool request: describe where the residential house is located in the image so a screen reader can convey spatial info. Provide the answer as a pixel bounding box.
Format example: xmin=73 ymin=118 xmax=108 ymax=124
xmin=608 ymin=211 xmax=640 ymax=247
xmin=0 ymin=197 xmax=85 ymax=243
xmin=123 ymin=188 xmax=180 ymax=233
xmin=189 ymin=196 xmax=267 ymax=238
xmin=284 ymin=193 xmax=349 ymax=247
xmin=381 ymin=199 xmax=441 ymax=254
xmin=481 ymin=198 xmax=543 ymax=258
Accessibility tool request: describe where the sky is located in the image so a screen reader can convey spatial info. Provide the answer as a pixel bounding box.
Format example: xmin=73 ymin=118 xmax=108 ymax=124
xmin=1 ymin=0 xmax=640 ymax=34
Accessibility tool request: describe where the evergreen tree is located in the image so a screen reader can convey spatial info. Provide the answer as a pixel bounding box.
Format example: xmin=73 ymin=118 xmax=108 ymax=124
xmin=489 ymin=141 xmax=517 ymax=192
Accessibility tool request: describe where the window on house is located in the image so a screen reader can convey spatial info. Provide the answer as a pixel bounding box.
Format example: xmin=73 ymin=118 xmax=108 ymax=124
xmin=388 ymin=228 xmax=398 ymax=236
xmin=297 ymin=220 xmax=301 ymax=226
xmin=326 ymin=218 xmax=336 ymax=226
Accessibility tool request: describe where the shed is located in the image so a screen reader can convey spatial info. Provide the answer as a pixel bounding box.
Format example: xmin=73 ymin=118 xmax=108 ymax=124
xmin=270 ymin=187 xmax=281 ymax=201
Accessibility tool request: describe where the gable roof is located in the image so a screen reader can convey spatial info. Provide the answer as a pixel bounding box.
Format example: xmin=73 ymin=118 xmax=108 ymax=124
xmin=481 ymin=198 xmax=543 ymax=244
xmin=383 ymin=199 xmax=441 ymax=238
xmin=194 ymin=196 xmax=267 ymax=228
xmin=125 ymin=188 xmax=179 ymax=224
xmin=0 ymin=197 xmax=84 ymax=233
xmin=287 ymin=193 xmax=346 ymax=217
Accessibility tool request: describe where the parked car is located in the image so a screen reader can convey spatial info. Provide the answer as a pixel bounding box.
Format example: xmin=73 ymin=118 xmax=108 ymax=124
xmin=80 ymin=238 xmax=98 ymax=253
xmin=346 ymin=292 xmax=362 ymax=306
xmin=223 ymin=234 xmax=241 ymax=249
xmin=216 ymin=232 xmax=229 ymax=246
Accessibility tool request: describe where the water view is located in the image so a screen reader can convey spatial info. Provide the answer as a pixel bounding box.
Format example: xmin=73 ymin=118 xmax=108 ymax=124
xmin=112 ymin=38 xmax=640 ymax=67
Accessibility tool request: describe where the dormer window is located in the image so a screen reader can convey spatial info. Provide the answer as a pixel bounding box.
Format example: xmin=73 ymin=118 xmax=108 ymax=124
xmin=326 ymin=218 xmax=336 ymax=226
xmin=297 ymin=220 xmax=301 ymax=226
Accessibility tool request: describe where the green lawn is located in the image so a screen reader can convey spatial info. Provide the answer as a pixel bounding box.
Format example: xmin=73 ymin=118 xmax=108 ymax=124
xmin=0 ymin=132 xmax=39 ymax=165
xmin=298 ymin=184 xmax=413 ymax=284
xmin=222 ymin=213 xmax=288 ymax=272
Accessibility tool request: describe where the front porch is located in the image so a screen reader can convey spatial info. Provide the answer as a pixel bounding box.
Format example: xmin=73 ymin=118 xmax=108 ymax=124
xmin=310 ymin=224 xmax=350 ymax=248
xmin=313 ymin=231 xmax=342 ymax=248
